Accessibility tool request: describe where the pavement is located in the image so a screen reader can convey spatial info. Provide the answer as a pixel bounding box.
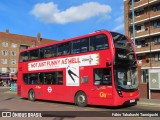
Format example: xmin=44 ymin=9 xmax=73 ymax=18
xmin=138 ymin=98 xmax=160 ymax=106
xmin=1 ymin=86 xmax=160 ymax=107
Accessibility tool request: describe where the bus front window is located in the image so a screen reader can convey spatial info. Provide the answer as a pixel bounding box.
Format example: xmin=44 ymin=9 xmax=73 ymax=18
xmin=115 ymin=67 xmax=138 ymax=90
xmin=110 ymin=32 xmax=138 ymax=91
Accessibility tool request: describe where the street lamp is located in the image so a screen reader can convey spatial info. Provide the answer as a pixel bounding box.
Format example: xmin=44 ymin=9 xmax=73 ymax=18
xmin=132 ymin=0 xmax=136 ymax=47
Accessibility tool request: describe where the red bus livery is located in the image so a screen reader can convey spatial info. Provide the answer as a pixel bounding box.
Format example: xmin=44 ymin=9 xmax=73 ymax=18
xmin=18 ymin=30 xmax=140 ymax=107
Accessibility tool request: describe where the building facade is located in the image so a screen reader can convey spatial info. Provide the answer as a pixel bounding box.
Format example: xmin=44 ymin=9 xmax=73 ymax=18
xmin=124 ymin=0 xmax=160 ymax=99
xmin=0 ymin=30 xmax=56 ymax=86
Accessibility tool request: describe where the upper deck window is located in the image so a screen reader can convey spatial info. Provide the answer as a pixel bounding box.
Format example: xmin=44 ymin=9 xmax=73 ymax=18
xmin=90 ymin=34 xmax=109 ymax=51
xmin=19 ymin=33 xmax=109 ymax=62
xmin=111 ymin=32 xmax=132 ymax=51
xmin=40 ymin=45 xmax=57 ymax=58
xmin=57 ymin=43 xmax=71 ymax=56
xmin=72 ymin=37 xmax=89 ymax=54
xmin=29 ymin=49 xmax=39 ymax=60
xmin=20 ymin=52 xmax=29 ymax=62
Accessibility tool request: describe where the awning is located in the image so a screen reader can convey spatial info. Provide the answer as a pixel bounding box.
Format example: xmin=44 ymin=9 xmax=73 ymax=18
xmin=12 ymin=74 xmax=17 ymax=80
xmin=12 ymin=77 xmax=17 ymax=80
xmin=0 ymin=77 xmax=10 ymax=79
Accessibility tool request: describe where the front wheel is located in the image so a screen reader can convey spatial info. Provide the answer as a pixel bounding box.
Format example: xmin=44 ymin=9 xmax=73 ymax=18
xmin=75 ymin=91 xmax=87 ymax=107
xmin=28 ymin=89 xmax=35 ymax=101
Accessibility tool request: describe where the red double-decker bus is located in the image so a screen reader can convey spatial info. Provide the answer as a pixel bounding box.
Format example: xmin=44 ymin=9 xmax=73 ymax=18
xmin=17 ymin=30 xmax=139 ymax=107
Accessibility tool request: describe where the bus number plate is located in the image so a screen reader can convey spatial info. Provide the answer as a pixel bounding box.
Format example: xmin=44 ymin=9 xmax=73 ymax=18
xmin=130 ymin=99 xmax=135 ymax=103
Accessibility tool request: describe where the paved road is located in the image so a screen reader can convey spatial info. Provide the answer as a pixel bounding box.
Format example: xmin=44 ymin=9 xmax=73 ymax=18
xmin=0 ymin=90 xmax=160 ymax=120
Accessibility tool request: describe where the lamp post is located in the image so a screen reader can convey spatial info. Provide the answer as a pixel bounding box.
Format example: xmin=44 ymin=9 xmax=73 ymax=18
xmin=132 ymin=0 xmax=136 ymax=47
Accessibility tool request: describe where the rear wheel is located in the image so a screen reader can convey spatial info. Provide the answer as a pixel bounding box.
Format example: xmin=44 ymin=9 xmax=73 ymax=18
xmin=75 ymin=91 xmax=87 ymax=107
xmin=28 ymin=89 xmax=35 ymax=101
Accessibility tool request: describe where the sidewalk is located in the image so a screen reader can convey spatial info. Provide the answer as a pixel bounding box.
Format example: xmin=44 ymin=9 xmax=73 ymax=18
xmin=0 ymin=86 xmax=16 ymax=93
xmin=138 ymin=98 xmax=160 ymax=106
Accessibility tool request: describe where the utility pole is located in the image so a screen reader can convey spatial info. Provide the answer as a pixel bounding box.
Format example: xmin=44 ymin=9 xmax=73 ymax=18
xmin=132 ymin=0 xmax=136 ymax=47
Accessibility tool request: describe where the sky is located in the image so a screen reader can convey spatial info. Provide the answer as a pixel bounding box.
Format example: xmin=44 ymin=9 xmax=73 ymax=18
xmin=0 ymin=0 xmax=124 ymax=40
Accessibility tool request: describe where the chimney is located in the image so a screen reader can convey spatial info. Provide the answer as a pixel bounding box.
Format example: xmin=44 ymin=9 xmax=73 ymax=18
xmin=6 ymin=28 xmax=9 ymax=33
xmin=37 ymin=32 xmax=41 ymax=43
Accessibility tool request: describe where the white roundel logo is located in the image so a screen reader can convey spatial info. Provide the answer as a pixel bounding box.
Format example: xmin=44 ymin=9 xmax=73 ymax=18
xmin=152 ymin=79 xmax=157 ymax=84
xmin=47 ymin=86 xmax=52 ymax=93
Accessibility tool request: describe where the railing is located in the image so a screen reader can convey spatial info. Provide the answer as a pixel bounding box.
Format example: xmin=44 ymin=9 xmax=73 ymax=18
xmin=141 ymin=62 xmax=151 ymax=67
xmin=150 ymin=10 xmax=160 ymax=18
xmin=151 ymin=43 xmax=160 ymax=50
xmin=150 ymin=27 xmax=160 ymax=34
xmin=129 ymin=0 xmax=158 ymax=10
xmin=131 ymin=26 xmax=160 ymax=38
xmin=129 ymin=0 xmax=148 ymax=10
xmin=139 ymin=60 xmax=160 ymax=68
xmin=135 ymin=44 xmax=150 ymax=52
xmin=151 ymin=61 xmax=160 ymax=67
xmin=134 ymin=13 xmax=149 ymax=22
xmin=135 ymin=30 xmax=149 ymax=37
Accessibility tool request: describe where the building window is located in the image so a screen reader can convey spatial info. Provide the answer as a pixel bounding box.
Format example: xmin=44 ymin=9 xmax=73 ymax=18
xmin=136 ymin=25 xmax=145 ymax=32
xmin=11 ymin=43 xmax=17 ymax=48
xmin=10 ymin=68 xmax=16 ymax=73
xmin=152 ymin=5 xmax=160 ymax=12
xmin=10 ymin=51 xmax=16 ymax=56
xmin=154 ymin=37 xmax=160 ymax=45
xmin=20 ymin=45 xmax=29 ymax=50
xmin=128 ymin=0 xmax=132 ymax=5
xmin=153 ymin=21 xmax=160 ymax=28
xmin=1 ymin=68 xmax=7 ymax=73
xmin=135 ymin=10 xmax=144 ymax=17
xmin=11 ymin=59 xmax=16 ymax=65
xmin=2 ymin=42 xmax=8 ymax=47
xmin=136 ymin=40 xmax=146 ymax=47
xmin=1 ymin=50 xmax=8 ymax=56
xmin=141 ymin=69 xmax=148 ymax=83
xmin=135 ymin=0 xmax=140 ymax=2
xmin=1 ymin=59 xmax=7 ymax=64
xmin=154 ymin=53 xmax=160 ymax=62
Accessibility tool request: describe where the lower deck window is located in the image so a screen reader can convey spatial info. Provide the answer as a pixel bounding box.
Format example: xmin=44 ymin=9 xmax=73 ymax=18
xmin=23 ymin=71 xmax=63 ymax=85
xmin=94 ymin=68 xmax=112 ymax=85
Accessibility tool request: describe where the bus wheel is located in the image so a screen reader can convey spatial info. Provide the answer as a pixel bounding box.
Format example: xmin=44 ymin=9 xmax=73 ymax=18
xmin=75 ymin=91 xmax=87 ymax=107
xmin=28 ymin=89 xmax=35 ymax=101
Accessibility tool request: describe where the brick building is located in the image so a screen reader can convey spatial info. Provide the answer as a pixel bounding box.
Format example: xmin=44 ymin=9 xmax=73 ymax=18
xmin=124 ymin=0 xmax=160 ymax=99
xmin=0 ymin=30 xmax=56 ymax=86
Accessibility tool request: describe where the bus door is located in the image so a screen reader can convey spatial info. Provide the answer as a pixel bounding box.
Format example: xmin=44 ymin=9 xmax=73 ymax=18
xmin=91 ymin=68 xmax=113 ymax=99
